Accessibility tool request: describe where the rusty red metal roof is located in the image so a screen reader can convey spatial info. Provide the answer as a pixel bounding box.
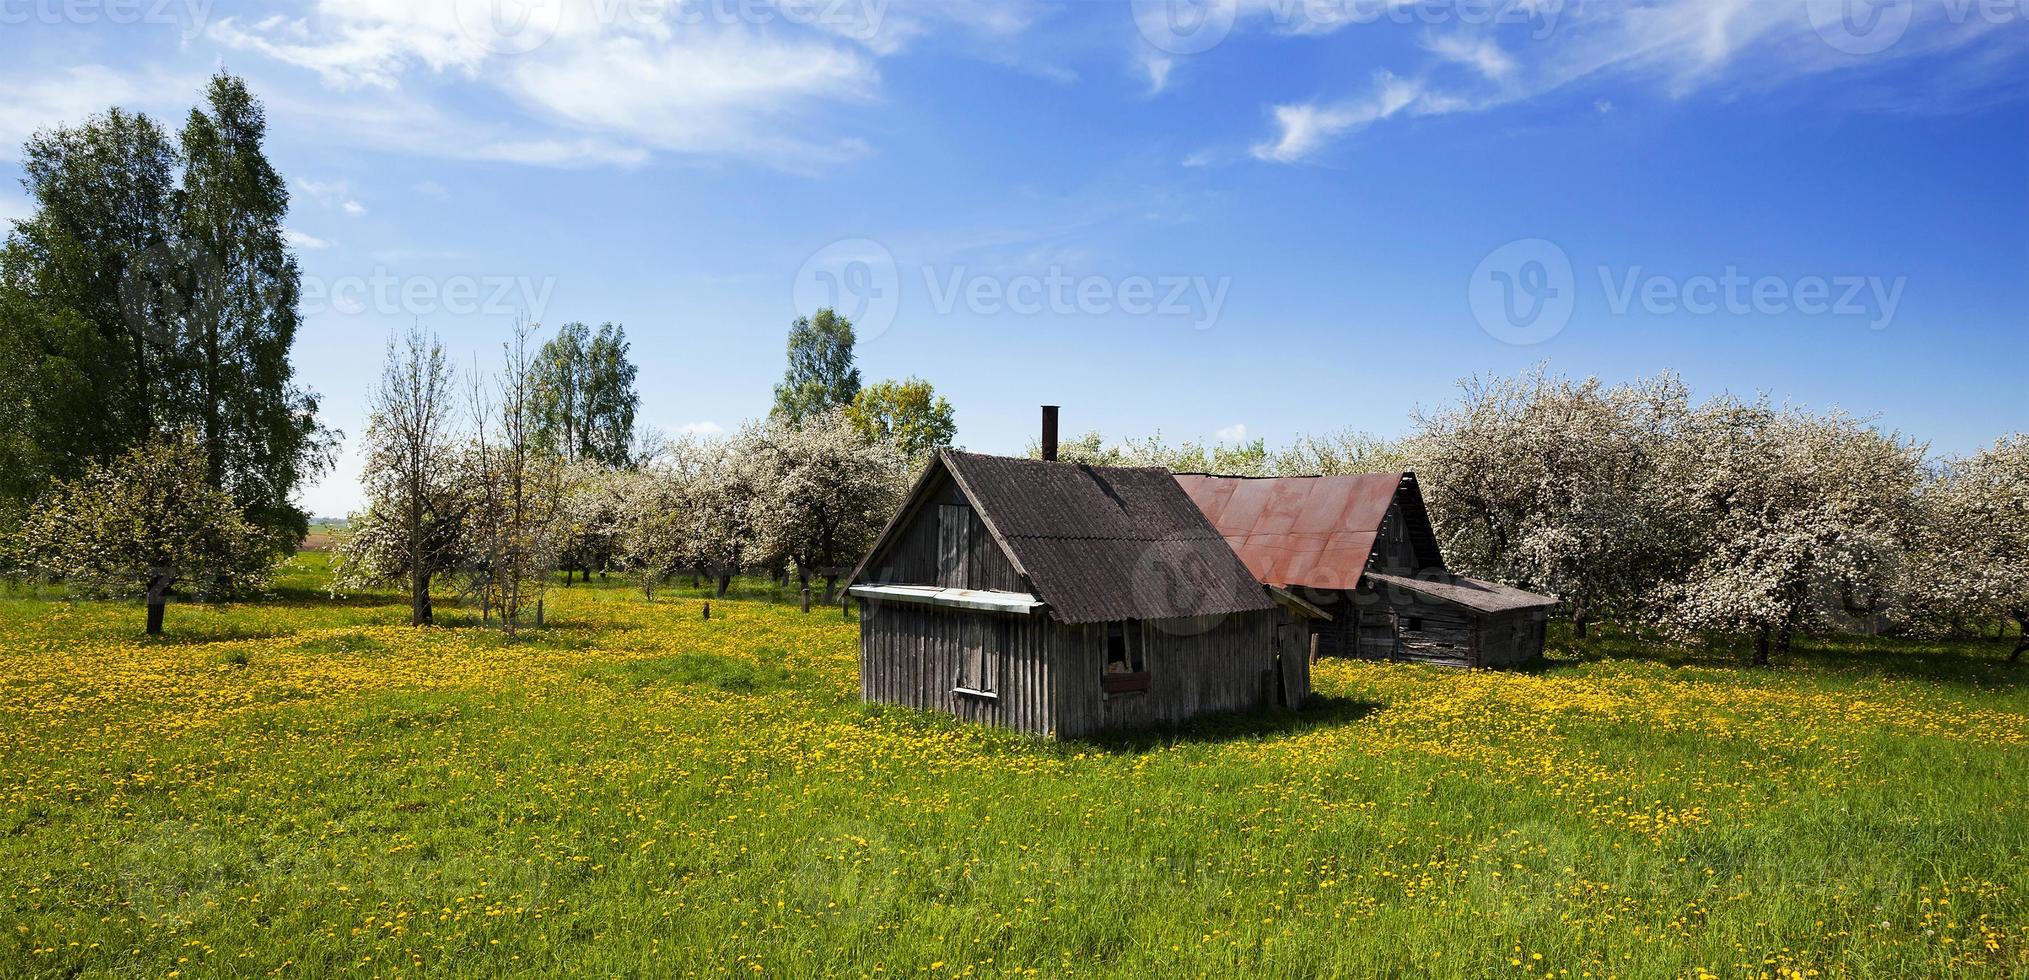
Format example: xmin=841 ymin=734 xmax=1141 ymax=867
xmin=1173 ymin=473 xmax=1408 ymax=590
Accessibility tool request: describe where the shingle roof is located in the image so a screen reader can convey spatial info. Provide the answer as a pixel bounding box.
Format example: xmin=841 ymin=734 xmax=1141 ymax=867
xmin=1363 ymin=572 xmax=1560 ymax=614
xmin=941 ymin=451 xmax=1277 ymax=625
xmin=1175 ymin=473 xmax=1428 ymax=590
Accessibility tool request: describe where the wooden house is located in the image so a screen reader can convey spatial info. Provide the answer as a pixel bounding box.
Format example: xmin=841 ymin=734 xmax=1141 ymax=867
xmin=1175 ymin=472 xmax=1558 ymax=669
xmin=847 ymin=448 xmax=1317 ymax=739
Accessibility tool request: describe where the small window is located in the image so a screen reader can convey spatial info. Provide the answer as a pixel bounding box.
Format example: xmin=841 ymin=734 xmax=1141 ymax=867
xmin=955 ymin=617 xmax=995 ymax=697
xmin=1406 ymin=616 xmax=1423 ymax=632
xmin=1102 ymin=620 xmax=1150 ymax=696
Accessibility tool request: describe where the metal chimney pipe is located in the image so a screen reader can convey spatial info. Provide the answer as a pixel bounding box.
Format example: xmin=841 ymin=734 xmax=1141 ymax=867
xmin=1041 ymin=405 xmax=1060 ymax=462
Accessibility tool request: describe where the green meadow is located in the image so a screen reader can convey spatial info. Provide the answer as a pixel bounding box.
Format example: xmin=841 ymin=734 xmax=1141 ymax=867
xmin=1 ymin=555 xmax=2023 ymax=978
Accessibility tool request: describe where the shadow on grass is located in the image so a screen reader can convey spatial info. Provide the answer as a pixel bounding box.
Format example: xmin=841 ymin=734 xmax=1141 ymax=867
xmin=1538 ymin=625 xmax=2022 ymax=689
xmin=1072 ymin=694 xmax=1386 ymax=754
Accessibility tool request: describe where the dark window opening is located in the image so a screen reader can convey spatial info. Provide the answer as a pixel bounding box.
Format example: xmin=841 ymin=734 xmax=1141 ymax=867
xmin=1103 ymin=620 xmax=1150 ymax=696
xmin=1406 ymin=616 xmax=1423 ymax=632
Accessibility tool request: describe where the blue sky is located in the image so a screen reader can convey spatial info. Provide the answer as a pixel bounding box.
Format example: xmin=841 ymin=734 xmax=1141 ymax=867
xmin=2 ymin=0 xmax=2024 ymax=516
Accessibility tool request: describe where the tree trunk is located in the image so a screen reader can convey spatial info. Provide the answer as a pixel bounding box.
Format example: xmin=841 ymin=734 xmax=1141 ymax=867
xmin=145 ymin=573 xmax=170 ymax=636
xmin=715 ymin=574 xmax=731 ymax=598
xmin=1571 ymin=600 xmax=1589 ymax=640
xmin=822 ymin=575 xmax=839 ymax=605
xmin=2013 ymin=612 xmax=2028 ymax=664
xmin=409 ymin=576 xmax=430 ymax=628
xmin=1753 ymin=627 xmax=1771 ymax=667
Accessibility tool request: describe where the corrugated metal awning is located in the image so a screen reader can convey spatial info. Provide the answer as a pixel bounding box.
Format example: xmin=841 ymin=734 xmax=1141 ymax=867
xmin=846 ymin=584 xmax=1047 ymax=615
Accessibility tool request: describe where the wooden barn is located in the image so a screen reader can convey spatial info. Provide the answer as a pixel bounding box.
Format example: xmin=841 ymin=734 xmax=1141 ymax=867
xmin=847 ymin=447 xmax=1317 ymax=739
xmin=1175 ymin=472 xmax=1559 ymax=669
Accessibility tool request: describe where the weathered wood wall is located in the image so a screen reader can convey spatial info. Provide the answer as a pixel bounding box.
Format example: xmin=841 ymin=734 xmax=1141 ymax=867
xmin=859 ymin=601 xmax=1056 ymax=735
xmin=1475 ymin=608 xmax=1548 ymax=667
xmin=862 ymin=474 xmax=1026 ymax=592
xmin=1049 ymin=609 xmax=1286 ymax=739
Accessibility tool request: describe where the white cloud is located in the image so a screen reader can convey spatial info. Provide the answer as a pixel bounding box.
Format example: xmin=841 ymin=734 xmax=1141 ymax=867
xmin=297 ymin=177 xmax=367 ymax=216
xmin=0 ymin=65 xmax=147 ymax=161
xmin=1424 ymin=34 xmax=1515 ymax=81
xmin=1236 ymin=0 xmax=2029 ymax=164
xmin=680 ymin=421 xmax=726 ymax=437
xmin=202 ymin=0 xmax=1050 ymax=170
xmin=284 ymin=228 xmax=337 ymax=249
xmin=1140 ymin=51 xmax=1174 ymax=94
xmin=1214 ymin=423 xmax=1248 ymax=442
xmin=1252 ymin=72 xmax=1451 ymax=162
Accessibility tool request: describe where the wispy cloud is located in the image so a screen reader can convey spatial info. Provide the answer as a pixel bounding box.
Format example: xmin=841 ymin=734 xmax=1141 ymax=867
xmin=283 ymin=228 xmax=337 ymax=249
xmin=1229 ymin=0 xmax=2029 ymax=163
xmin=297 ymin=177 xmax=367 ymax=216
xmin=1214 ymin=423 xmax=1248 ymax=442
xmin=201 ymin=0 xmax=1051 ymax=171
xmin=1252 ymin=71 xmax=1462 ymax=162
xmin=680 ymin=421 xmax=726 ymax=437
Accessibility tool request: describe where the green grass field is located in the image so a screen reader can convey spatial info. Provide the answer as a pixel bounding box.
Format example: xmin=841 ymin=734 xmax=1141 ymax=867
xmin=2 ymin=555 xmax=2023 ymax=978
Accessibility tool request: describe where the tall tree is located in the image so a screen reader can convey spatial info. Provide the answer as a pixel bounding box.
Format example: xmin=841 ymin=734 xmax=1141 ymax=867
xmin=0 ymin=75 xmax=329 ymax=549
xmin=771 ymin=308 xmax=860 ymax=421
xmin=171 ymin=72 xmax=332 ymax=549
xmin=531 ymin=321 xmax=638 ymax=467
xmin=17 ymin=433 xmax=270 ymax=635
xmin=846 ymin=376 xmax=956 ymax=464
xmin=352 ymin=326 xmax=463 ymax=625
xmin=468 ymin=318 xmax=564 ymax=635
xmin=0 ymin=107 xmax=178 ymax=513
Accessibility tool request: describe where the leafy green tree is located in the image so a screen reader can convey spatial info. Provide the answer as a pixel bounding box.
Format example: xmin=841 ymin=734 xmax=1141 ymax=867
xmin=532 ymin=321 xmax=638 ymax=467
xmin=0 ymin=74 xmax=330 ymax=550
xmin=17 ymin=433 xmax=271 ymax=635
xmin=846 ymin=377 xmax=956 ymax=464
xmin=0 ymin=107 xmax=178 ymax=514
xmin=771 ymin=308 xmax=860 ymax=422
xmin=170 ymin=73 xmax=333 ymax=549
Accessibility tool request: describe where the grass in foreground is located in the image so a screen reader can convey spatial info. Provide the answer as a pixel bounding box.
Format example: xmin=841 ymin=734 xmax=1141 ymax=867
xmin=1 ymin=557 xmax=2024 ymax=978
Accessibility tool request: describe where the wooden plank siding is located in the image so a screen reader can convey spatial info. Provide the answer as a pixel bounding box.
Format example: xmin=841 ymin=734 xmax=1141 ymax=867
xmin=858 ymin=600 xmax=1057 ymax=736
xmin=1050 ymin=609 xmax=1285 ymax=740
xmin=861 ymin=474 xmax=1026 ymax=594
